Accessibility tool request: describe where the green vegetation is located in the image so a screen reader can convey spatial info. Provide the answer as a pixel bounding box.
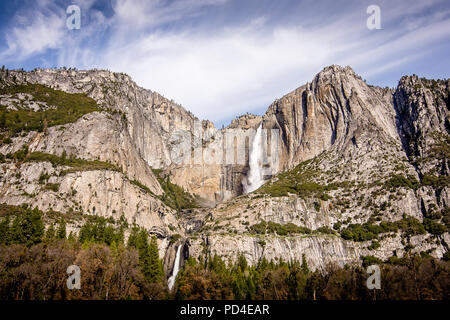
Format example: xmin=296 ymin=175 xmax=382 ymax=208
xmin=130 ymin=179 xmax=153 ymax=194
xmin=258 ymin=158 xmax=348 ymax=199
xmin=169 ymin=233 xmax=182 ymax=245
xmin=428 ymin=132 xmax=450 ymax=162
xmin=421 ymin=174 xmax=450 ymax=189
xmin=152 ymin=169 xmax=198 ymax=211
xmin=129 ymin=171 xmax=198 ymax=211
xmin=0 ymin=203 xmax=167 ymax=298
xmin=368 ymin=241 xmax=381 ymax=250
xmin=0 ymin=83 xmax=101 ymax=136
xmin=174 ymin=253 xmax=449 ymax=300
xmin=249 ymin=221 xmax=337 ymax=237
xmin=78 ymin=216 xmax=125 ymax=246
xmin=250 ymin=221 xmax=312 ymax=236
xmin=127 ymin=227 xmax=165 ymax=283
xmin=361 ymin=255 xmax=382 ymax=267
xmin=340 ymin=217 xmax=426 ymax=241
xmin=44 ymin=183 xmax=60 ymax=192
xmin=385 ymin=174 xmax=420 ymax=191
xmin=11 ymin=149 xmax=120 ymax=174
xmin=423 ymin=218 xmax=447 ymax=236
xmin=0 ymin=204 xmax=44 ymax=246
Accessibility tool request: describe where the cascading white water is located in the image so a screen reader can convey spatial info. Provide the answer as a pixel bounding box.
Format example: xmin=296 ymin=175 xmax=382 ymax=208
xmin=244 ymin=123 xmax=265 ymax=194
xmin=167 ymin=245 xmax=182 ymax=291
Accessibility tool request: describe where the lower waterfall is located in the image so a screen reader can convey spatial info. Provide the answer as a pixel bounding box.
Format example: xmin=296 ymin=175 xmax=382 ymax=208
xmin=168 ymin=245 xmax=182 ymax=291
xmin=243 ymin=123 xmax=265 ymax=193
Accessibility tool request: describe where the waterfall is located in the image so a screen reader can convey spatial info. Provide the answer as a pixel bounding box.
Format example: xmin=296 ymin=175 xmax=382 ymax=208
xmin=244 ymin=123 xmax=265 ymax=194
xmin=167 ymin=244 xmax=182 ymax=291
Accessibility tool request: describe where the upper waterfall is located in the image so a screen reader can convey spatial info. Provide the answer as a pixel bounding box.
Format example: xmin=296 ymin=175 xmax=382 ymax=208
xmin=243 ymin=123 xmax=265 ymax=194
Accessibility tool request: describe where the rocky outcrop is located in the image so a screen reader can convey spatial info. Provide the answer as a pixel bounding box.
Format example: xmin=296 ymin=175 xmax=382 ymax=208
xmin=188 ymin=232 xmax=448 ymax=271
xmin=394 ymin=75 xmax=449 ymax=173
xmin=263 ymin=65 xmax=399 ymax=171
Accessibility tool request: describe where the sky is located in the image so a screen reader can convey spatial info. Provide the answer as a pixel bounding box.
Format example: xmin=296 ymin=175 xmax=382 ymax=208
xmin=0 ymin=0 xmax=449 ymax=127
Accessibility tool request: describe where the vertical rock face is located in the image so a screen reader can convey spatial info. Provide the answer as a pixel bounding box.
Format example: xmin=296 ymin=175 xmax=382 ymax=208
xmin=394 ymin=75 xmax=450 ymax=173
xmin=263 ymin=65 xmax=399 ymax=171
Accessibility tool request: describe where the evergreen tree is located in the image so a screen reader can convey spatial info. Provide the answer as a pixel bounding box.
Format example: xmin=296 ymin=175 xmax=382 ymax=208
xmin=238 ymin=254 xmax=248 ymax=272
xmin=301 ymin=254 xmax=310 ymax=274
xmin=67 ymin=231 xmax=76 ymax=242
xmin=10 ymin=208 xmax=44 ymax=246
xmin=0 ymin=112 xmax=6 ymax=129
xmin=232 ymin=268 xmax=247 ymax=299
xmin=208 ymin=254 xmax=226 ymax=274
xmin=246 ymin=276 xmax=256 ymax=300
xmin=146 ymin=236 xmax=164 ymax=283
xmin=46 ymin=224 xmax=56 ymax=241
xmin=128 ymin=228 xmax=164 ymax=283
xmin=0 ymin=216 xmax=11 ymax=245
xmin=57 ymin=219 xmax=66 ymax=239
xmin=127 ymin=226 xmax=140 ymax=248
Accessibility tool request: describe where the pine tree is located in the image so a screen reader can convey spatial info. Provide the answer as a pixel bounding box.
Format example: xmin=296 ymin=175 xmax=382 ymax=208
xmin=128 ymin=228 xmax=163 ymax=283
xmin=10 ymin=208 xmax=44 ymax=246
xmin=238 ymin=254 xmax=248 ymax=271
xmin=246 ymin=276 xmax=256 ymax=300
xmin=232 ymin=268 xmax=247 ymax=299
xmin=301 ymin=254 xmax=310 ymax=274
xmin=127 ymin=226 xmax=140 ymax=248
xmin=0 ymin=216 xmax=11 ymax=244
xmin=57 ymin=219 xmax=66 ymax=239
xmin=46 ymin=224 xmax=56 ymax=241
xmin=146 ymin=236 xmax=164 ymax=283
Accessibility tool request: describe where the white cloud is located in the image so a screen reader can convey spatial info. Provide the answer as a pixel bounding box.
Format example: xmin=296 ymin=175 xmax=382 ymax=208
xmin=100 ymin=25 xmax=336 ymax=122
xmin=3 ymin=12 xmax=65 ymax=59
xmin=111 ymin=0 xmax=227 ymax=32
xmin=2 ymin=0 xmax=450 ymax=125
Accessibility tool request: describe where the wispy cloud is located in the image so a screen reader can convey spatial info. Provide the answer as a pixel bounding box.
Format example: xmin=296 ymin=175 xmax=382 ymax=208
xmin=3 ymin=9 xmax=65 ymax=59
xmin=1 ymin=0 xmax=449 ymax=125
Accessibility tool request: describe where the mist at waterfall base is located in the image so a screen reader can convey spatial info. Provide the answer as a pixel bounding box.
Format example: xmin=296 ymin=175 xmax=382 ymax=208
xmin=243 ymin=123 xmax=266 ymax=194
xmin=168 ymin=245 xmax=182 ymax=291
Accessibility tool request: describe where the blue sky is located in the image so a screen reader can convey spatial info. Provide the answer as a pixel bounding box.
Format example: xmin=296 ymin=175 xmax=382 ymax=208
xmin=1 ymin=0 xmax=449 ymax=127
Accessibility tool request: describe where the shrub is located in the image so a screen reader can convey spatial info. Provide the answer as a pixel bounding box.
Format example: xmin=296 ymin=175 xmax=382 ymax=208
xmin=169 ymin=234 xmax=182 ymax=244
xmin=361 ymin=255 xmax=382 ymax=267
xmin=385 ymin=174 xmax=420 ymax=190
xmin=44 ymin=183 xmax=59 ymax=192
xmin=0 ymin=83 xmax=101 ymax=136
xmin=151 ymin=169 xmax=197 ymax=211
xmin=250 ymin=221 xmax=312 ymax=236
xmin=20 ymin=151 xmax=120 ymax=174
xmin=368 ymin=240 xmax=381 ymax=250
xmin=340 ymin=217 xmax=425 ymax=242
xmin=423 ymin=218 xmax=447 ymax=235
xmin=422 ymin=174 xmax=450 ymax=189
xmin=2 ymin=137 xmax=12 ymax=144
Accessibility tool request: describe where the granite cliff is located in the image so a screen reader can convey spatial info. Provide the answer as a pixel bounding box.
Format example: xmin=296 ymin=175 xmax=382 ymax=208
xmin=0 ymin=65 xmax=448 ymax=275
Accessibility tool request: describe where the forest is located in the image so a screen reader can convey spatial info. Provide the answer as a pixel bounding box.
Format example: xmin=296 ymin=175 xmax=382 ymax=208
xmin=0 ymin=205 xmax=449 ymax=300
